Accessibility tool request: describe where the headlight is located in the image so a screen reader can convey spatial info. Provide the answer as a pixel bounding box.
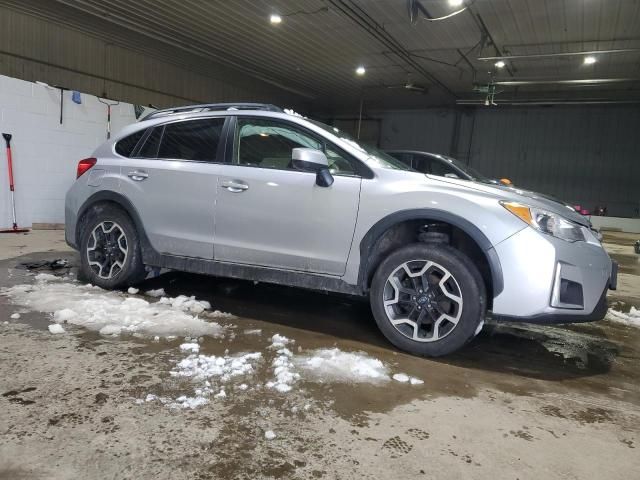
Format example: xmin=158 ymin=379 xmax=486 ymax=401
xmin=501 ymin=201 xmax=586 ymax=242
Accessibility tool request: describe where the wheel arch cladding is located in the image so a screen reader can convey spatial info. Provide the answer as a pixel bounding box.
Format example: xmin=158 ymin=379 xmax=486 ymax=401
xmin=75 ymin=191 xmax=148 ymax=251
xmin=358 ymin=209 xmax=504 ymax=298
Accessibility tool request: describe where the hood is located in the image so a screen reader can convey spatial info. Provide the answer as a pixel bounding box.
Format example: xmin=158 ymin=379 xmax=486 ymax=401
xmin=430 ymin=175 xmax=592 ymax=228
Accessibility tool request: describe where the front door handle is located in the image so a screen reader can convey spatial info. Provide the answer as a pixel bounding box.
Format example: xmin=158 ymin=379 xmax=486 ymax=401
xmin=127 ymin=170 xmax=149 ymax=181
xmin=221 ymin=180 xmax=249 ymax=192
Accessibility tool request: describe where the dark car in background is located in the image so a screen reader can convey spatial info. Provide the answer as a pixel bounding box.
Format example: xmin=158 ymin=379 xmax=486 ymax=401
xmin=386 ymin=150 xmax=512 ymax=186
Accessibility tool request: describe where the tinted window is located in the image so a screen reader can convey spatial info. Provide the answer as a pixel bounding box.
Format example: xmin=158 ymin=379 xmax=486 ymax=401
xmin=387 ymin=152 xmax=412 ymax=167
xmin=413 ymin=155 xmax=431 ymax=173
xmin=137 ymin=127 xmax=163 ymax=158
xmin=235 ymin=118 xmax=322 ymax=170
xmin=430 ymin=158 xmax=459 ymax=177
xmin=158 ymin=118 xmax=225 ymax=161
xmin=115 ymin=129 xmax=145 ymax=157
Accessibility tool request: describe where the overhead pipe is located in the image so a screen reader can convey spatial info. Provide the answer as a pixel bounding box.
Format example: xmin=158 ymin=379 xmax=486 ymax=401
xmin=493 ymin=78 xmax=640 ymax=86
xmin=328 ymin=0 xmax=457 ymax=98
xmin=478 ymin=48 xmax=640 ymax=61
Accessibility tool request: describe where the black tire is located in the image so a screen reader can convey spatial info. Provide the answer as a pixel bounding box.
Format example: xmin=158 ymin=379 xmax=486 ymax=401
xmin=79 ymin=203 xmax=146 ymax=289
xmin=370 ymin=243 xmax=486 ymax=357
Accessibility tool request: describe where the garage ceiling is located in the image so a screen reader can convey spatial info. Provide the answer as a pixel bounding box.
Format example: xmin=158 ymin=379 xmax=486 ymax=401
xmin=5 ymin=0 xmax=640 ymax=110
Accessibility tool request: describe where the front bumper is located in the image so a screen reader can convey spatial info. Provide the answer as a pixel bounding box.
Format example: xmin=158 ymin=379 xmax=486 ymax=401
xmin=490 ymin=227 xmax=615 ymax=324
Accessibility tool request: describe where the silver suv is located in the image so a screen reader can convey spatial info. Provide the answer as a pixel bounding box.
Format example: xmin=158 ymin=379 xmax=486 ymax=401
xmin=65 ymin=103 xmax=617 ymax=357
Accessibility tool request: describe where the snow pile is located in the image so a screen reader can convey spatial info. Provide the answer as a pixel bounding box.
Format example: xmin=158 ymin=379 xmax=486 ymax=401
xmin=606 ymin=307 xmax=640 ymax=327
xmin=157 ymin=295 xmax=211 ymax=314
xmin=127 ymin=287 xmax=139 ymax=294
xmin=160 ymin=351 xmax=262 ymax=408
xmin=48 ymin=324 xmax=65 ymax=334
xmin=179 ymin=342 xmax=200 ymax=353
xmin=392 ymin=373 xmax=424 ymax=385
xmin=145 ymin=288 xmax=166 ymax=298
xmin=10 ymin=313 xmax=20 ymax=319
xmin=266 ymin=334 xmax=299 ymax=393
xmin=295 ymin=348 xmax=391 ymax=383
xmin=172 ymin=351 xmax=262 ymax=381
xmin=1 ymin=276 xmax=226 ymax=338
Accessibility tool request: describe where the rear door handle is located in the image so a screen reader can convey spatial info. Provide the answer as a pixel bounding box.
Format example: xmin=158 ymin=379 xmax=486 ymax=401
xmin=127 ymin=170 xmax=149 ymax=181
xmin=221 ymin=180 xmax=249 ymax=192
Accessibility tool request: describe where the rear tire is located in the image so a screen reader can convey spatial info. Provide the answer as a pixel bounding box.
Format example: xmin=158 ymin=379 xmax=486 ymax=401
xmin=370 ymin=243 xmax=486 ymax=357
xmin=79 ymin=204 xmax=146 ymax=289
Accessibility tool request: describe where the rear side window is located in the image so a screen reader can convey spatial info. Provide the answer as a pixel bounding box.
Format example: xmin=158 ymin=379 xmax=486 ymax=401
xmin=115 ymin=130 xmax=145 ymax=157
xmin=158 ymin=118 xmax=225 ymax=161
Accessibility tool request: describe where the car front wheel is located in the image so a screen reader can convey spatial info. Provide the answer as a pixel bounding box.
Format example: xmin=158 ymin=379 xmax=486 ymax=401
xmin=370 ymin=243 xmax=486 ymax=357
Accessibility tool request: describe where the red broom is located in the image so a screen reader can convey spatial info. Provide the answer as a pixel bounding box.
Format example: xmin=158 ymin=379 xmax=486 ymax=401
xmin=1 ymin=133 xmax=29 ymax=233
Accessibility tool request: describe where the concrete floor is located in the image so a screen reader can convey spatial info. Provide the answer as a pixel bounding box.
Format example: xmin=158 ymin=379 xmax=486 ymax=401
xmin=1 ymin=230 xmax=639 ymax=480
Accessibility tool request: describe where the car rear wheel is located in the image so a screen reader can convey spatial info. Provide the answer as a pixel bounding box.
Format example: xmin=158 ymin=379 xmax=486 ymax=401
xmin=79 ymin=204 xmax=146 ymax=289
xmin=370 ymin=243 xmax=486 ymax=357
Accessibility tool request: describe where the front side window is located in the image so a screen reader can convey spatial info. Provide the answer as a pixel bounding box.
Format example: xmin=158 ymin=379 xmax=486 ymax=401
xmin=235 ymin=118 xmax=321 ymax=170
xmin=235 ymin=118 xmax=356 ymax=175
xmin=158 ymin=118 xmax=225 ymax=161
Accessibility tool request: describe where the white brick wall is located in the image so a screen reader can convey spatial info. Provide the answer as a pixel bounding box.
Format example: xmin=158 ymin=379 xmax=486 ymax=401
xmin=0 ymin=74 xmax=136 ymax=227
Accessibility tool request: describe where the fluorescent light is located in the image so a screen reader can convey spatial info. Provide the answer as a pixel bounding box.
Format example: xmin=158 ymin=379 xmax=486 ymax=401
xmin=356 ymin=66 xmax=366 ymax=76
xmin=583 ymin=56 xmax=596 ymax=65
xmin=495 ymin=60 xmax=506 ymax=69
xmin=270 ymin=14 xmax=282 ymax=24
xmin=449 ymin=0 xmax=464 ymax=6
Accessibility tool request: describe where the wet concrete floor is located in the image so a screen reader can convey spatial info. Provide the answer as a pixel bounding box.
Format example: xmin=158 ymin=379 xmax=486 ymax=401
xmin=1 ymin=232 xmax=639 ymax=479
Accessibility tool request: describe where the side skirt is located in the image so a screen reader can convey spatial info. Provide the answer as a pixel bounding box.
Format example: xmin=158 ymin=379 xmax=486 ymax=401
xmin=142 ymin=249 xmax=365 ymax=297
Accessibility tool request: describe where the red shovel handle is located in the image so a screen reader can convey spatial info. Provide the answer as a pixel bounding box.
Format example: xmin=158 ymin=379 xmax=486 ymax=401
xmin=3 ymin=133 xmax=14 ymax=191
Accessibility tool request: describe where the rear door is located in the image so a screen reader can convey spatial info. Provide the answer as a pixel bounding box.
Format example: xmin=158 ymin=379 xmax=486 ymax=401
xmin=213 ymin=116 xmax=362 ymax=275
xmin=118 ymin=117 xmax=227 ymax=259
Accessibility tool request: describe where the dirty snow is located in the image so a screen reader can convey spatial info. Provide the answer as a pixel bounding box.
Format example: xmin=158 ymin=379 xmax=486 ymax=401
xmin=155 ymin=351 xmax=263 ymax=409
xmin=1 ymin=276 xmax=226 ymax=338
xmin=607 ymin=307 xmax=640 ymax=327
xmin=296 ymin=348 xmax=391 ymax=383
xmin=179 ymin=342 xmax=200 ymax=353
xmin=392 ymin=373 xmax=410 ymax=383
xmin=48 ymin=324 xmax=65 ymax=334
xmin=145 ymin=288 xmax=166 ymax=298
xmin=266 ymin=335 xmax=300 ymax=393
xmin=264 ymin=430 xmax=276 ymax=440
xmin=244 ymin=329 xmax=262 ymax=335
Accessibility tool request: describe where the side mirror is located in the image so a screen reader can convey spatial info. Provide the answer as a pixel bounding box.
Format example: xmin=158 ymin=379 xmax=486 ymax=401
xmin=292 ymin=148 xmax=334 ymax=187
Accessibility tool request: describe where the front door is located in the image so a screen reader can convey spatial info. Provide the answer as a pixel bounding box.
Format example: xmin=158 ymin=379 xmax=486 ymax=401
xmin=214 ymin=117 xmax=361 ymax=275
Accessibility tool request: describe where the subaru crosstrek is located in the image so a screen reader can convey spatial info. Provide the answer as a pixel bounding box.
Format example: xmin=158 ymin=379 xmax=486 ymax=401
xmin=65 ymin=103 xmax=617 ymax=357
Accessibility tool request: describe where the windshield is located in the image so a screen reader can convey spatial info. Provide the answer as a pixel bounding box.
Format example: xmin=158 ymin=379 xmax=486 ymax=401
xmin=307 ymin=119 xmax=414 ymax=171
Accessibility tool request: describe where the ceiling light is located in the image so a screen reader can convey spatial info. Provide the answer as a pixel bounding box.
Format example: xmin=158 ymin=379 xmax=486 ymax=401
xmin=583 ymin=56 xmax=596 ymax=65
xmin=270 ymin=14 xmax=282 ymax=25
xmin=449 ymin=0 xmax=464 ymax=7
xmin=495 ymin=60 xmax=506 ymax=69
xmin=356 ymin=66 xmax=366 ymax=76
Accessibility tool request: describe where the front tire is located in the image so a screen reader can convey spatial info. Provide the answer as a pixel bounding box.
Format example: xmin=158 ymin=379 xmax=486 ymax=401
xmin=370 ymin=243 xmax=486 ymax=357
xmin=79 ymin=204 xmax=146 ymax=289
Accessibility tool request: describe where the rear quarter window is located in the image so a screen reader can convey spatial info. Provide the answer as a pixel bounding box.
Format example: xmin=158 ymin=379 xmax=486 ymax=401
xmin=115 ymin=129 xmax=146 ymax=157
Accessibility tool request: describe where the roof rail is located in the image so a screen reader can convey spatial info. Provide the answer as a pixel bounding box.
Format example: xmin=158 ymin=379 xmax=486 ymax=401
xmin=141 ymin=103 xmax=283 ymax=120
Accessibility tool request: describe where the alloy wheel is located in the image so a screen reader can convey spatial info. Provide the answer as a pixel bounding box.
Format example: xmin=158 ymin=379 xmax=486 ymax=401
xmin=383 ymin=260 xmax=463 ymax=342
xmin=86 ymin=221 xmax=128 ymax=279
